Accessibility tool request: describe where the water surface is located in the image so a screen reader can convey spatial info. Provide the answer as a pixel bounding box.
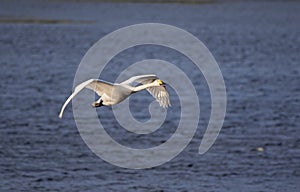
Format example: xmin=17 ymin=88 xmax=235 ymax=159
xmin=0 ymin=0 xmax=299 ymax=191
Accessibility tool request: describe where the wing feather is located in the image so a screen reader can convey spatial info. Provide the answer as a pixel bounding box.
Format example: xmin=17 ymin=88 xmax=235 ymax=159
xmin=120 ymin=74 xmax=157 ymax=85
xmin=147 ymin=86 xmax=171 ymax=108
xmin=122 ymin=74 xmax=171 ymax=108
xmin=58 ymin=79 xmax=113 ymax=118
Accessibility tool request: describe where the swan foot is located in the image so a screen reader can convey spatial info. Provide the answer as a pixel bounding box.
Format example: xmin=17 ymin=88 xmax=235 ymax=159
xmin=92 ymin=100 xmax=103 ymax=108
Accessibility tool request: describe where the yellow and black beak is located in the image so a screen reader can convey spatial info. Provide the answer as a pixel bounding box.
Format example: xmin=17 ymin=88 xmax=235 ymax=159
xmin=158 ymin=79 xmax=165 ymax=85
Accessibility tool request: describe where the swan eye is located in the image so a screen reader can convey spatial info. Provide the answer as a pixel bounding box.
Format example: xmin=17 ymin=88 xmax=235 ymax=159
xmin=157 ymin=79 xmax=163 ymax=85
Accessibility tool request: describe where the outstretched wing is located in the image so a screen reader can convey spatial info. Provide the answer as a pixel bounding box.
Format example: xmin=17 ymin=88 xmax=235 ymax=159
xmin=120 ymin=74 xmax=158 ymax=85
xmin=121 ymin=74 xmax=171 ymax=108
xmin=147 ymin=86 xmax=171 ymax=108
xmin=58 ymin=79 xmax=113 ymax=118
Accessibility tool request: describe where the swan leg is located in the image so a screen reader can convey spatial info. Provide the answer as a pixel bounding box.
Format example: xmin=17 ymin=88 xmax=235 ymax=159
xmin=92 ymin=98 xmax=103 ymax=108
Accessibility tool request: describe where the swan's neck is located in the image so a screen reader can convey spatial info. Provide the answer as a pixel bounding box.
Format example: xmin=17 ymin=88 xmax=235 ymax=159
xmin=133 ymin=82 xmax=156 ymax=92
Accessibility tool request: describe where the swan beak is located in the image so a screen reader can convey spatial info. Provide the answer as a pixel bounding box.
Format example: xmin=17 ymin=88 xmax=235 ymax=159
xmin=158 ymin=79 xmax=165 ymax=85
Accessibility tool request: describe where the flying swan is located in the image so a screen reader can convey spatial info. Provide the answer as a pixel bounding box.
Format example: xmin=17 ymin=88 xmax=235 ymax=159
xmin=59 ymin=74 xmax=171 ymax=118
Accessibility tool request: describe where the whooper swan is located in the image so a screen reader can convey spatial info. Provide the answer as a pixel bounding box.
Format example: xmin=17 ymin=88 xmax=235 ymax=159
xmin=59 ymin=74 xmax=171 ymax=118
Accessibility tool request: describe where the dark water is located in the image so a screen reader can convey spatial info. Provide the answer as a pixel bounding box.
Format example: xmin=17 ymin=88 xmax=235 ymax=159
xmin=1 ymin=0 xmax=299 ymax=191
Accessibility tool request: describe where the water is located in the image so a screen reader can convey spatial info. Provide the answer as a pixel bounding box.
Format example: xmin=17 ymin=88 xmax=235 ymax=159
xmin=0 ymin=0 xmax=299 ymax=191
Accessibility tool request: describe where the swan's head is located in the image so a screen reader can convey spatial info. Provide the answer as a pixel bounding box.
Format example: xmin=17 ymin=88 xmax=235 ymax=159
xmin=155 ymin=79 xmax=165 ymax=86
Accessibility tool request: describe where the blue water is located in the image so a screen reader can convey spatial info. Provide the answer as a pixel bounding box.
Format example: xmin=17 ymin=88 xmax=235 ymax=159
xmin=0 ymin=0 xmax=299 ymax=191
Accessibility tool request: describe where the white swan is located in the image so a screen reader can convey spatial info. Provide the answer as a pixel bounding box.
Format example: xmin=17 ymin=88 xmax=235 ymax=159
xmin=59 ymin=74 xmax=171 ymax=118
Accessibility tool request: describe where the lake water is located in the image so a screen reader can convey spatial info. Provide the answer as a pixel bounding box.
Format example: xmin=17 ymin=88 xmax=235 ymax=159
xmin=0 ymin=0 xmax=299 ymax=191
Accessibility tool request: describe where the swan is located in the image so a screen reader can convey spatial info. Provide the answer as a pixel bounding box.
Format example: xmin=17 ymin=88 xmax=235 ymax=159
xmin=59 ymin=74 xmax=171 ymax=118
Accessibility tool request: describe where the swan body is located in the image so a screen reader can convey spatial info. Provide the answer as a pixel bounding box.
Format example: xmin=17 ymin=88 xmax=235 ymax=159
xmin=59 ymin=74 xmax=171 ymax=118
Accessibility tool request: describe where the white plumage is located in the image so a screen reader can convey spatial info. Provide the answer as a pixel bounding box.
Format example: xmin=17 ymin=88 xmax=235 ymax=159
xmin=59 ymin=74 xmax=171 ymax=118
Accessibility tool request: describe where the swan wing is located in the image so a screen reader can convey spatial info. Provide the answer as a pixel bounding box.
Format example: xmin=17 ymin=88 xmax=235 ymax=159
xmin=58 ymin=79 xmax=113 ymax=118
xmin=84 ymin=79 xmax=113 ymax=96
xmin=147 ymin=86 xmax=171 ymax=108
xmin=122 ymin=75 xmax=171 ymax=108
xmin=120 ymin=74 xmax=157 ymax=85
